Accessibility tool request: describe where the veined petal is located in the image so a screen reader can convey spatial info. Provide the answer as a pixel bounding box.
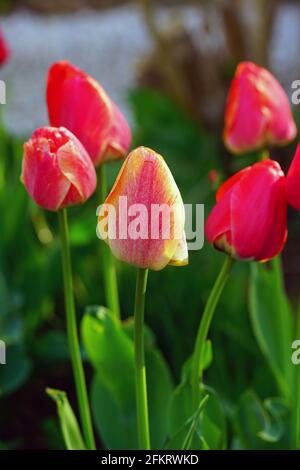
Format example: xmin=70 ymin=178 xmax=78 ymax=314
xmin=21 ymin=126 xmax=96 ymax=211
xmin=168 ymin=231 xmax=189 ymax=266
xmin=102 ymin=146 xmax=187 ymax=271
xmin=22 ymin=139 xmax=70 ymax=211
xmin=57 ymin=133 xmax=97 ymax=207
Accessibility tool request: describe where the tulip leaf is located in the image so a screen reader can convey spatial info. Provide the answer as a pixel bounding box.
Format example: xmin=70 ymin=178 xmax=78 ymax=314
xmin=82 ymin=306 xmax=173 ymax=449
xmin=181 ymin=342 xmax=213 ymax=381
xmin=181 ymin=394 xmax=210 ymax=450
xmin=249 ymin=259 xmax=293 ymax=398
xmin=168 ymin=375 xmax=226 ymax=450
xmin=233 ymin=390 xmax=288 ymax=449
xmin=46 ymin=388 xmax=86 ymax=450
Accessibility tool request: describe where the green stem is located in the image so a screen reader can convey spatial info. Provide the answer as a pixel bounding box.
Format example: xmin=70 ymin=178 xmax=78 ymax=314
xmin=192 ymin=256 xmax=234 ymax=404
xmin=134 ymin=268 xmax=151 ymax=449
xmin=98 ymin=165 xmax=120 ymax=320
xmin=58 ymin=209 xmax=96 ymax=450
xmin=256 ymin=148 xmax=269 ymax=161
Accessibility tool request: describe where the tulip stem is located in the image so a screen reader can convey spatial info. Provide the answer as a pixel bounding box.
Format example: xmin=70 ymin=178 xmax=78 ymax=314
xmin=192 ymin=256 xmax=234 ymax=404
xmin=134 ymin=268 xmax=151 ymax=450
xmin=58 ymin=208 xmax=96 ymax=450
xmin=98 ymin=165 xmax=121 ymax=320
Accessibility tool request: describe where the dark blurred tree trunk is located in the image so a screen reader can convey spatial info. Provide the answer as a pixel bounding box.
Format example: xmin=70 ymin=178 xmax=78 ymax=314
xmin=221 ymin=0 xmax=278 ymax=67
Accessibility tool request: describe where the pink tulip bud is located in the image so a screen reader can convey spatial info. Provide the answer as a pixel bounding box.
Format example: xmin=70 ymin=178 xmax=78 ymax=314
xmin=97 ymin=146 xmax=188 ymax=271
xmin=205 ymin=159 xmax=287 ymax=261
xmin=46 ymin=61 xmax=131 ymax=166
xmin=224 ymin=61 xmax=297 ymax=154
xmin=21 ymin=127 xmax=97 ymax=211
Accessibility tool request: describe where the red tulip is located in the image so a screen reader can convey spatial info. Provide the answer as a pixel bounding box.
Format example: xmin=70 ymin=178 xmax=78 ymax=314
xmin=224 ymin=61 xmax=297 ymax=154
xmin=205 ymin=159 xmax=287 ymax=261
xmin=21 ymin=126 xmax=97 ymax=211
xmin=46 ymin=61 xmax=131 ymax=166
xmin=286 ymin=143 xmax=300 ymax=211
xmin=0 ymin=28 xmax=10 ymax=66
xmin=98 ymin=146 xmax=188 ymax=271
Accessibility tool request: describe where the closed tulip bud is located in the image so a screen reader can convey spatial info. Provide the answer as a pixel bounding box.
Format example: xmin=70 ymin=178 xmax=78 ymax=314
xmin=0 ymin=28 xmax=10 ymax=66
xmin=46 ymin=61 xmax=131 ymax=166
xmin=286 ymin=143 xmax=300 ymax=211
xmin=21 ymin=126 xmax=97 ymax=211
xmin=97 ymin=146 xmax=188 ymax=271
xmin=224 ymin=61 xmax=297 ymax=154
xmin=205 ymin=159 xmax=287 ymax=261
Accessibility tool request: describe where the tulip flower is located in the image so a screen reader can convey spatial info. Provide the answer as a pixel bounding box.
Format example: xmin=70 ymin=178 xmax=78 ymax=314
xmin=46 ymin=61 xmax=131 ymax=166
xmin=98 ymin=146 xmax=188 ymax=271
xmin=21 ymin=126 xmax=97 ymax=211
xmin=192 ymin=159 xmax=288 ymax=406
xmin=97 ymin=146 xmax=187 ymax=449
xmin=0 ymin=28 xmax=10 ymax=67
xmin=205 ymin=159 xmax=287 ymax=262
xmin=224 ymin=61 xmax=297 ymax=154
xmin=286 ymin=143 xmax=300 ymax=211
xmin=21 ymin=125 xmax=96 ymax=449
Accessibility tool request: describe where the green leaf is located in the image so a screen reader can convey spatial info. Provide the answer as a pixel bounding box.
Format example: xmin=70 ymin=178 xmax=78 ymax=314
xmin=181 ymin=394 xmax=210 ymax=450
xmin=46 ymin=388 xmax=86 ymax=450
xmin=168 ymin=379 xmax=226 ymax=450
xmin=234 ymin=390 xmax=288 ymax=449
xmin=249 ymin=259 xmax=293 ymax=398
xmin=82 ymin=306 xmax=173 ymax=449
xmin=182 ymin=341 xmax=213 ymax=381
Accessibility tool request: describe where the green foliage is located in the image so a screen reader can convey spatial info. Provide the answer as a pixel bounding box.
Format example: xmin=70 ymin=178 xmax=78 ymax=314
xmin=0 ymin=88 xmax=297 ymax=450
xmin=249 ymin=259 xmax=293 ymax=398
xmin=82 ymin=306 xmax=173 ymax=449
xmin=233 ymin=390 xmax=289 ymax=449
xmin=46 ymin=388 xmax=86 ymax=450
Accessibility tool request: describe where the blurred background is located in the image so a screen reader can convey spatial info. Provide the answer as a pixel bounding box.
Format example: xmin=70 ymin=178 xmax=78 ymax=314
xmin=1 ymin=0 xmax=300 ymax=450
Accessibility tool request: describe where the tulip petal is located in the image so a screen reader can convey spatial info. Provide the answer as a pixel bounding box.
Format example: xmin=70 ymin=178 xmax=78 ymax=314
xmin=104 ymin=102 xmax=132 ymax=161
xmin=168 ymin=232 xmax=189 ymax=266
xmin=231 ymin=160 xmax=287 ymax=261
xmin=205 ymin=188 xmax=233 ymax=255
xmin=57 ymin=135 xmax=97 ymax=208
xmin=216 ymin=166 xmax=250 ymax=202
xmin=22 ymin=139 xmax=70 ymax=211
xmin=286 ymin=143 xmax=300 ymax=211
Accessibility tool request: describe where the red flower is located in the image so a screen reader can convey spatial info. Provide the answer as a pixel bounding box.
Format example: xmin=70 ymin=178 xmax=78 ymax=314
xmin=205 ymin=159 xmax=287 ymax=261
xmin=224 ymin=61 xmax=297 ymax=154
xmin=286 ymin=143 xmax=300 ymax=211
xmin=21 ymin=127 xmax=97 ymax=211
xmin=46 ymin=61 xmax=131 ymax=166
xmin=0 ymin=28 xmax=10 ymax=66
